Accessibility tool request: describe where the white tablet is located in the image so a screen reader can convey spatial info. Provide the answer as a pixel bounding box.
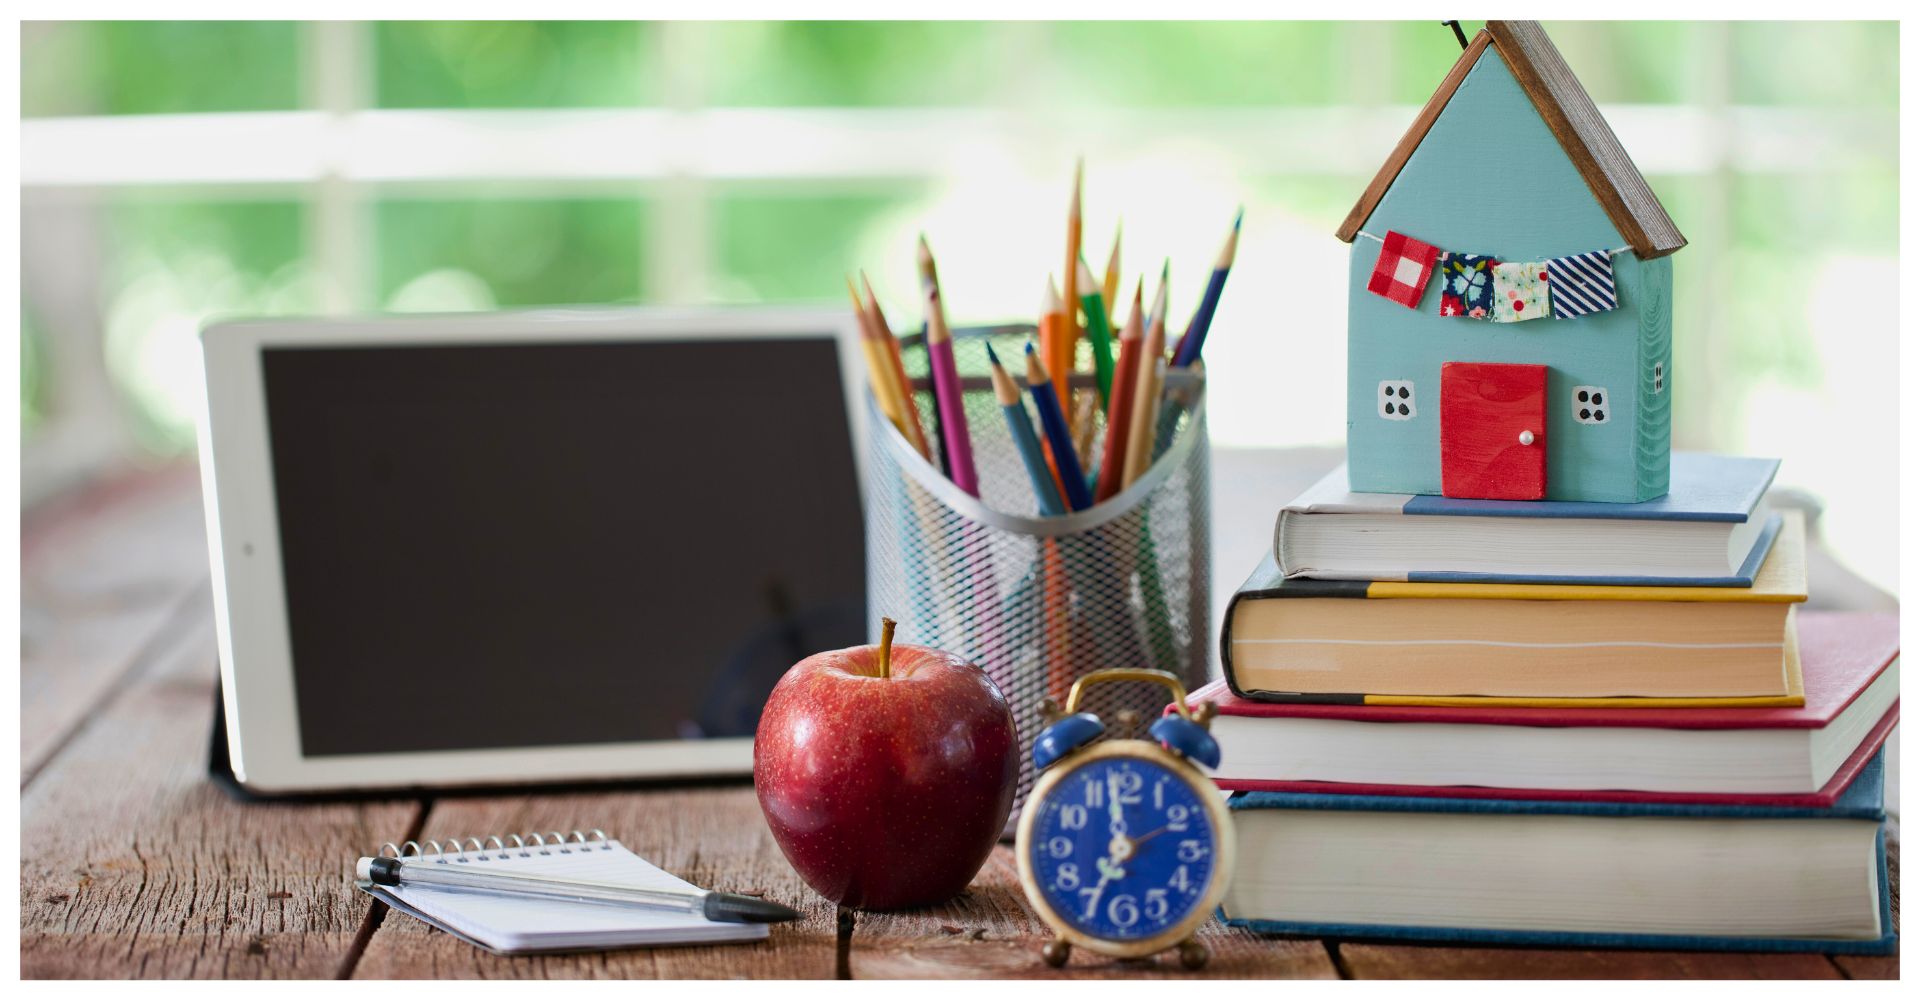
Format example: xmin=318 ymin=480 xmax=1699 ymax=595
xmin=197 ymin=307 xmax=871 ymax=794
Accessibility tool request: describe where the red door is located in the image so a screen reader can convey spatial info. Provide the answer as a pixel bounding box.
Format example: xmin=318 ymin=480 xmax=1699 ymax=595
xmin=1440 ymin=362 xmax=1547 ymax=500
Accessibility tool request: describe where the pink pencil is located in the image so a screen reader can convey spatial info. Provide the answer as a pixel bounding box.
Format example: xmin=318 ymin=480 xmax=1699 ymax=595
xmin=917 ymin=235 xmax=978 ymax=496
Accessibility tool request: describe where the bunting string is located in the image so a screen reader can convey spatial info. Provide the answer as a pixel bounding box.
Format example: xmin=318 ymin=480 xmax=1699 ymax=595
xmin=1354 ymin=229 xmax=1632 ymax=259
xmin=1357 ymin=228 xmax=1628 ymax=322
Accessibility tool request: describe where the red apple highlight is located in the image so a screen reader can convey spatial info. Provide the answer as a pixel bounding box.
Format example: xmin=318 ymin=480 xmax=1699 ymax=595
xmin=754 ymin=618 xmax=1017 ymax=910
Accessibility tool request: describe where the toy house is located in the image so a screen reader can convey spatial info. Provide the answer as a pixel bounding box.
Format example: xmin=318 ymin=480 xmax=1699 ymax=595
xmin=1338 ymin=20 xmax=1685 ymax=503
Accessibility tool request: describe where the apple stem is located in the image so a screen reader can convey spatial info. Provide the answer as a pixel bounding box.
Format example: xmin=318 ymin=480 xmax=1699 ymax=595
xmin=877 ymin=618 xmax=896 ymax=680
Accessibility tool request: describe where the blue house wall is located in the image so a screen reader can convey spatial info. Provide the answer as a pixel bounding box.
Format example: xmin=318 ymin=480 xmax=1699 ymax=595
xmin=1345 ymin=45 xmax=1671 ymax=503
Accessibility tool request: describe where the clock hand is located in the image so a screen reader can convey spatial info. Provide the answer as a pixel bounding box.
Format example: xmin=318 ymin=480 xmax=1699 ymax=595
xmin=1081 ymin=860 xmax=1121 ymax=919
xmin=1128 ymin=825 xmax=1172 ymax=849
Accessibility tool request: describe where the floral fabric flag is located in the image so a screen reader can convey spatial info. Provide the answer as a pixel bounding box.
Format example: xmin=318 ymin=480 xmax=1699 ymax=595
xmin=1437 ymin=253 xmax=1499 ymax=319
xmin=1546 ymin=250 xmax=1619 ymax=318
xmin=1490 ymin=260 xmax=1551 ymax=324
xmin=1366 ymin=231 xmax=1441 ymax=309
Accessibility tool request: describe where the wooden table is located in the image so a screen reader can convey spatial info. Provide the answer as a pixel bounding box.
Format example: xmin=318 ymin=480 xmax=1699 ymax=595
xmin=20 ymin=451 xmax=1898 ymax=979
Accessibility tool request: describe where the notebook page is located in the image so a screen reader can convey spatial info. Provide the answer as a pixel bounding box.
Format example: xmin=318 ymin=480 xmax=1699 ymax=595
xmin=382 ymin=841 xmax=767 ymax=951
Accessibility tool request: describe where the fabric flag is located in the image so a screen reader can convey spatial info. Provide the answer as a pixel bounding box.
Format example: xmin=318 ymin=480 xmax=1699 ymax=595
xmin=1366 ymin=231 xmax=1440 ymax=309
xmin=1547 ymin=250 xmax=1619 ymax=318
xmin=1437 ymin=252 xmax=1499 ymax=319
xmin=1490 ymin=260 xmax=1551 ymax=324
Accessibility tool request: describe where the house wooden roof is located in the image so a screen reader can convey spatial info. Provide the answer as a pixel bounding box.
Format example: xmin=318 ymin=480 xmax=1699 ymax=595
xmin=1336 ymin=20 xmax=1687 ymax=260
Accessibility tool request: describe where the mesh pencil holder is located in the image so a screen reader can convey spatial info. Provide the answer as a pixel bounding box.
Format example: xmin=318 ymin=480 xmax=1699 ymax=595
xmin=865 ymin=324 xmax=1212 ymax=827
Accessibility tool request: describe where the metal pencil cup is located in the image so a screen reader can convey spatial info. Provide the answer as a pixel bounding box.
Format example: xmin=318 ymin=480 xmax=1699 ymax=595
xmin=865 ymin=325 xmax=1212 ymax=827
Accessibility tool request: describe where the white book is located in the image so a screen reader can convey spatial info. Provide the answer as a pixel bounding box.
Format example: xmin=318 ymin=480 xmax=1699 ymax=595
xmin=1273 ymin=454 xmax=1782 ymax=586
xmin=358 ymin=836 xmax=769 ymax=954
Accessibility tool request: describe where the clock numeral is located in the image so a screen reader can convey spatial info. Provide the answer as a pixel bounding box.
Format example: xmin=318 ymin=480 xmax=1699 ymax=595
xmin=1166 ymin=804 xmax=1190 ymax=832
xmin=1047 ymin=836 xmax=1073 ymax=859
xmin=1153 ymin=779 xmax=1166 ymax=810
xmin=1059 ymin=805 xmax=1088 ymax=830
xmin=1113 ymin=770 xmax=1143 ymax=806
xmin=1107 ymin=894 xmax=1140 ymax=928
xmin=1078 ymin=888 xmax=1102 ymax=921
xmin=1169 ymin=865 xmax=1190 ymax=891
xmin=1053 ymin=863 xmax=1080 ymax=891
xmin=1177 ymin=839 xmax=1208 ymax=863
xmin=1083 ymin=778 xmax=1104 ymax=809
xmin=1145 ymin=889 xmax=1169 ymax=921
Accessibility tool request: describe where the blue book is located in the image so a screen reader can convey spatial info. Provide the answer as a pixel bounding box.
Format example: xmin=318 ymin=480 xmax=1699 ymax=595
xmin=1223 ymin=751 xmax=1896 ymax=955
xmin=1276 ymin=452 xmax=1782 ymax=586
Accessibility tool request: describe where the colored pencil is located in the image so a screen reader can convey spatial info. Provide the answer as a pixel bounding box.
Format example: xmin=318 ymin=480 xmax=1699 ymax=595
xmin=1094 ymin=279 xmax=1147 ymax=502
xmin=1074 ymin=256 xmax=1117 ymax=407
xmin=1042 ymin=538 xmax=1070 ymax=700
xmin=1039 ymin=277 xmax=1071 ymax=412
xmin=1101 ymin=222 xmax=1122 ymax=323
xmin=847 ymin=276 xmax=913 ymax=446
xmin=1123 ymin=357 xmax=1168 ymax=488
xmin=1071 ymin=390 xmax=1098 ymax=478
xmin=861 ymin=271 xmax=931 ymax=461
xmin=1023 ymin=344 xmax=1093 ymax=512
xmin=917 ymin=235 xmax=978 ymax=496
xmin=1060 ymin=159 xmax=1084 ymax=390
xmin=1171 ymin=207 xmax=1242 ymax=368
xmin=1123 ymin=270 xmax=1170 ymax=487
xmin=986 ymin=344 xmax=1064 ymax=517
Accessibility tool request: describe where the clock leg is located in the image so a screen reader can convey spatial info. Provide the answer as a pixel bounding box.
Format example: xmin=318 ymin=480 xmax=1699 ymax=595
xmin=1177 ymin=937 xmax=1209 ymax=971
xmin=1042 ymin=937 xmax=1072 ymax=968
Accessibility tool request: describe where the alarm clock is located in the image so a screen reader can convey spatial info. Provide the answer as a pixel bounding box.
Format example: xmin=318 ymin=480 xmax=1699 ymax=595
xmin=1014 ymin=668 xmax=1232 ymax=970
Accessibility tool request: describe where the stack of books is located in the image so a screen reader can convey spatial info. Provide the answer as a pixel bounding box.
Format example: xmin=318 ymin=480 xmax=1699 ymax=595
xmin=1198 ymin=454 xmax=1899 ymax=954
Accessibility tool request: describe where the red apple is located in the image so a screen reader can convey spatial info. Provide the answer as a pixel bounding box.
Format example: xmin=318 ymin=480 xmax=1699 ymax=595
xmin=754 ymin=619 xmax=1017 ymax=910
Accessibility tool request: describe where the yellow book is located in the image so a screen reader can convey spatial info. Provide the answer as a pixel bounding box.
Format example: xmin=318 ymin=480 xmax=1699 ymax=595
xmin=1224 ymin=512 xmax=1808 ymax=702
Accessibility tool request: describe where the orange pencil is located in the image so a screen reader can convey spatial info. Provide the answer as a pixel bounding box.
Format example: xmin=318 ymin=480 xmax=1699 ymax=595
xmin=1094 ymin=280 xmax=1147 ymax=502
xmin=860 ymin=271 xmax=931 ymax=461
xmin=1039 ymin=277 xmax=1070 ymax=412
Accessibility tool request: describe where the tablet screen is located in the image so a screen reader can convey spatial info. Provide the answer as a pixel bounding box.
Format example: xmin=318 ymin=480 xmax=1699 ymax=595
xmin=261 ymin=337 xmax=866 ymax=757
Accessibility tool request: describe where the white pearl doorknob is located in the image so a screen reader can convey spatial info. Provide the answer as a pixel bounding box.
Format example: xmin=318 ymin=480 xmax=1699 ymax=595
xmin=1518 ymin=430 xmax=1535 ymax=446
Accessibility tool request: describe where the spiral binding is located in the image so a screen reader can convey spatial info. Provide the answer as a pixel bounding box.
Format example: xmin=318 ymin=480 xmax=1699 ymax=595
xmin=376 ymin=829 xmax=611 ymax=863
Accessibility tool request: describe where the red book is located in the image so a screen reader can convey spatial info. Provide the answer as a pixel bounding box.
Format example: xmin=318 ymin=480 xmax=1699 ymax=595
xmin=1191 ymin=611 xmax=1898 ymax=807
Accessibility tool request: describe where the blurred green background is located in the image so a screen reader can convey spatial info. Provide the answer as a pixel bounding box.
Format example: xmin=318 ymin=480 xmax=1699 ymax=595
xmin=19 ymin=20 xmax=1900 ymax=590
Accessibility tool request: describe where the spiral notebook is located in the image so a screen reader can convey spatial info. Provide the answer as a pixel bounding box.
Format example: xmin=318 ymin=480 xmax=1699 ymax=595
xmin=355 ymin=831 xmax=770 ymax=954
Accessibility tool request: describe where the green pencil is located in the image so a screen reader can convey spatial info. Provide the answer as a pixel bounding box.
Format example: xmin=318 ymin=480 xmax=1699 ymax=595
xmin=1074 ymin=256 xmax=1117 ymax=407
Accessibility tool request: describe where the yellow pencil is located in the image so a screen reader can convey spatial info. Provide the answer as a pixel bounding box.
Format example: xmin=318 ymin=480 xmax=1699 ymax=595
xmin=1060 ymin=159 xmax=1083 ymax=418
xmin=1123 ymin=264 xmax=1170 ymax=487
xmin=848 ymin=276 xmax=913 ymax=446
xmin=1101 ymin=221 xmax=1122 ymax=323
xmin=1123 ymin=358 xmax=1167 ymax=488
xmin=860 ymin=271 xmax=931 ymax=461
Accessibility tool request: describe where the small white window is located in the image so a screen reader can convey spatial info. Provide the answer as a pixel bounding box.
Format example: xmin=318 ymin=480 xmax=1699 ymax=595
xmin=1378 ymin=380 xmax=1415 ymax=420
xmin=1653 ymin=362 xmax=1665 ymax=394
xmin=1573 ymin=386 xmax=1609 ymax=424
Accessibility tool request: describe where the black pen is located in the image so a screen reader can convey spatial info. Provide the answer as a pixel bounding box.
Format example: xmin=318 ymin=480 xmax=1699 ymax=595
xmin=356 ymin=855 xmax=801 ymax=924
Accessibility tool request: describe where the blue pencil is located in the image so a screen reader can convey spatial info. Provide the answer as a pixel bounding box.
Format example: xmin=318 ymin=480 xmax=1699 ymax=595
xmin=986 ymin=344 xmax=1064 ymax=517
xmin=1171 ymin=208 xmax=1242 ymax=368
xmin=1022 ymin=343 xmax=1094 ymax=512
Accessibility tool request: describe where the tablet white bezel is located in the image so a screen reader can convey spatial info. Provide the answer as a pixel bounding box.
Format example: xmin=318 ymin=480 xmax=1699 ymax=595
xmin=196 ymin=306 xmax=870 ymax=794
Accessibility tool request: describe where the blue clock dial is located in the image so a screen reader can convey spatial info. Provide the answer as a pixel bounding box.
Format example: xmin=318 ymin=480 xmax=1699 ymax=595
xmin=1027 ymin=755 xmax=1218 ymax=941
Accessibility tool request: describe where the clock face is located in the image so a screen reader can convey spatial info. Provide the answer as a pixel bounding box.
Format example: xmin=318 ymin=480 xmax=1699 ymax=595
xmin=1026 ymin=753 xmax=1220 ymax=942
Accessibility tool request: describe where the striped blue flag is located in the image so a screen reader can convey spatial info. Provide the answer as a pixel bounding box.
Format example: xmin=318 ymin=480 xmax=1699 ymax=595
xmin=1546 ymin=250 xmax=1618 ymax=318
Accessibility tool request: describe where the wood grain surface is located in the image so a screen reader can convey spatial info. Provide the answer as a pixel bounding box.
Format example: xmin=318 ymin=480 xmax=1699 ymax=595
xmin=21 ymin=465 xmax=209 ymax=778
xmin=17 ymin=457 xmax=1898 ymax=979
xmin=18 ymin=582 xmax=419 ymax=978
